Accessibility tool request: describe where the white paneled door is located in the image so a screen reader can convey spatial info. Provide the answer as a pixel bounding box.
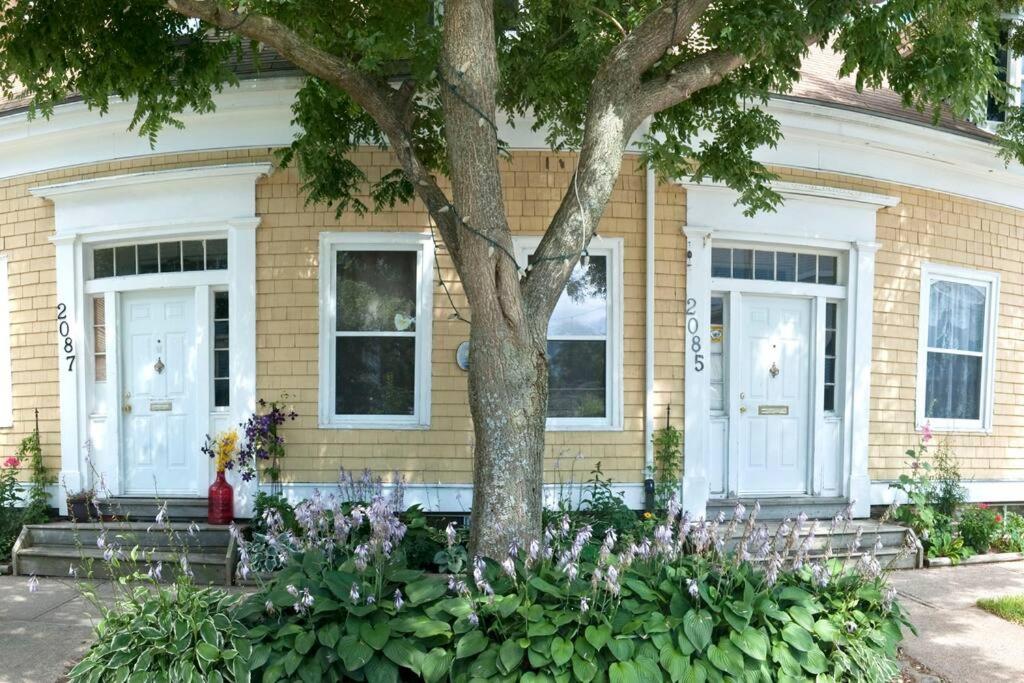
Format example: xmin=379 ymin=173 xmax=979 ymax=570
xmin=737 ymin=295 xmax=812 ymax=495
xmin=121 ymin=290 xmax=200 ymax=495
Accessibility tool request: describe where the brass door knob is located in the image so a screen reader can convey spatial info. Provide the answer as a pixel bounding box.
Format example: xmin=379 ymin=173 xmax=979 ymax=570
xmin=739 ymin=405 xmax=747 ymax=414
xmin=122 ymin=392 xmax=132 ymax=414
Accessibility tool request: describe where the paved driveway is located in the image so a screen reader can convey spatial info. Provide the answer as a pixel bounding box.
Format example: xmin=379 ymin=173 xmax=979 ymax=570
xmin=889 ymin=561 xmax=1024 ymax=682
xmin=0 ymin=575 xmax=103 ymax=683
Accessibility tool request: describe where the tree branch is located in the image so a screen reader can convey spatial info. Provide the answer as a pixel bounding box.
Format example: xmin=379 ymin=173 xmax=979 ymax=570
xmin=637 ymin=48 xmax=748 ymax=116
xmin=164 ymin=0 xmax=462 ymax=259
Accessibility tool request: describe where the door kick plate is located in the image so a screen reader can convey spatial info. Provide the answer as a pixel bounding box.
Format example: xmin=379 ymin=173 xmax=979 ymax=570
xmin=758 ymin=405 xmax=789 ymax=416
xmin=149 ymin=401 xmax=172 ymax=412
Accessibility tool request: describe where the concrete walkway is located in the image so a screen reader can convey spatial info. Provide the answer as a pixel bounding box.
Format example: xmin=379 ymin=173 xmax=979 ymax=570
xmin=0 ymin=575 xmax=105 ymax=683
xmin=889 ymin=561 xmax=1024 ymax=682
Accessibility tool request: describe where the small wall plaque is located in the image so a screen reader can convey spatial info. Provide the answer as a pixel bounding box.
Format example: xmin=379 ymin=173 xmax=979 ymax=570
xmin=758 ymin=405 xmax=789 ymax=416
xmin=150 ymin=401 xmax=172 ymax=412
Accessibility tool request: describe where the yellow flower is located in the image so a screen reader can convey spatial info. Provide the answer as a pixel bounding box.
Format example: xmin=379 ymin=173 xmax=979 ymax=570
xmin=214 ymin=429 xmax=239 ymax=473
xmin=643 ymin=511 xmax=654 ymax=520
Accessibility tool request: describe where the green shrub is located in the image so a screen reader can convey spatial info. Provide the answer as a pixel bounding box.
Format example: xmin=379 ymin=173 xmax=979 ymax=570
xmin=68 ymin=580 xmax=253 ymax=683
xmin=994 ymin=511 xmax=1024 ymax=552
xmin=238 ymin=494 xmax=913 ymax=683
xmin=931 ymin=441 xmax=967 ymax=517
xmin=0 ymin=457 xmax=21 ymax=559
xmin=651 ymin=423 xmax=682 ymax=511
xmin=959 ymin=505 xmax=1001 ymax=553
xmin=926 ymin=526 xmax=973 ymax=564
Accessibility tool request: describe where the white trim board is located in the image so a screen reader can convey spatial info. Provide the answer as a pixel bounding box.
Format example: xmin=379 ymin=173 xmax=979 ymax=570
xmin=270 ymin=482 xmax=647 ymax=513
xmin=871 ymin=480 xmax=1024 ymax=506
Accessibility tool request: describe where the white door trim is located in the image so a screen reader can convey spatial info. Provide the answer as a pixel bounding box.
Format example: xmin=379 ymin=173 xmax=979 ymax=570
xmin=33 ymin=164 xmax=268 ymax=514
xmin=682 ymin=182 xmax=897 ymax=519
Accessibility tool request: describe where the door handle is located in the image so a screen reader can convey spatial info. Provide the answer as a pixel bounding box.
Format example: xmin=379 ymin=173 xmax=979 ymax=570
xmin=122 ymin=392 xmax=132 ymax=414
xmin=739 ymin=405 xmax=747 ymax=414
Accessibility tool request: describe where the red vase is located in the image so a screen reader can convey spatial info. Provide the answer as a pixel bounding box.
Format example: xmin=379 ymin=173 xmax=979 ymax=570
xmin=208 ymin=471 xmax=234 ymax=525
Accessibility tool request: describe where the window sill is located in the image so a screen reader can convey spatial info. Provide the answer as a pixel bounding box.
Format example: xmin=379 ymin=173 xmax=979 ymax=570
xmin=918 ymin=421 xmax=992 ymax=435
xmin=545 ymin=421 xmax=623 ymax=432
xmin=318 ymin=418 xmax=430 ymax=431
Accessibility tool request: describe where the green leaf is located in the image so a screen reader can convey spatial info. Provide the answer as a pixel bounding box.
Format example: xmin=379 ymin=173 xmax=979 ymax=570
xmin=550 ymin=636 xmax=573 ymax=666
xmin=383 ymin=638 xmax=422 ymax=674
xmin=729 ymin=627 xmax=768 ymax=661
xmin=363 ymin=655 xmax=399 ymax=683
xmin=340 ymin=639 xmax=374 ymax=672
xmin=390 ymin=615 xmax=452 ymax=639
xmin=800 ymin=647 xmax=828 ymax=674
xmin=529 ymin=576 xmax=565 ymax=597
xmin=195 ymin=642 xmax=220 ymax=663
xmin=420 ymin=648 xmax=453 ymax=683
xmin=499 ymin=639 xmax=524 ymax=672
xmin=683 ymin=610 xmax=713 ymax=652
xmin=584 ymin=624 xmax=611 ymax=650
xmin=572 ymin=655 xmax=598 ymax=682
xmin=609 ymin=661 xmax=640 ymax=683
xmin=812 ymin=619 xmax=840 ymax=643
xmin=607 ymin=637 xmax=636 ymax=662
xmin=455 ymin=630 xmax=488 ymax=660
xmin=404 ymin=576 xmax=447 ymax=606
xmin=781 ymin=623 xmax=815 ymax=652
xmin=295 ymin=630 xmax=316 ymax=655
xmin=527 ymin=620 xmax=557 ymax=638
xmin=361 ymin=621 xmax=392 ymax=651
xmin=787 ymin=605 xmax=815 ymax=631
xmin=707 ymin=642 xmax=744 ymax=678
xmin=659 ymin=645 xmax=691 ymax=682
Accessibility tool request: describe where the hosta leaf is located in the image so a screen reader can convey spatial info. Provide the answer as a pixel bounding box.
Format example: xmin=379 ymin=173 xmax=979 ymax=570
xmin=383 ymin=638 xmax=422 ymax=674
xmin=340 ymin=639 xmax=374 ymax=671
xmin=455 ymin=630 xmax=488 ymax=660
xmin=295 ymin=630 xmax=316 ymax=655
xmin=363 ymin=654 xmax=399 ymax=683
xmin=683 ymin=610 xmax=713 ymax=652
xmin=781 ymin=623 xmax=815 ymax=652
xmin=607 ymin=637 xmax=636 ymax=662
xmin=729 ymin=627 xmax=768 ymax=661
xmin=360 ymin=622 xmax=391 ymax=650
xmin=799 ymin=647 xmax=828 ymax=674
xmin=420 ymin=648 xmax=453 ymax=683
xmin=404 ymin=577 xmax=447 ymax=606
xmin=468 ymin=646 xmax=499 ymax=679
xmin=707 ymin=642 xmax=743 ymax=678
xmin=788 ymin=605 xmax=815 ymax=631
xmin=529 ymin=576 xmax=565 ymax=597
xmin=195 ymin=642 xmax=220 ymax=663
xmin=585 ymin=624 xmax=611 ymax=650
xmin=499 ymin=639 xmax=524 ymax=672
xmin=659 ymin=645 xmax=691 ymax=682
xmin=771 ymin=642 xmax=803 ymax=677
xmin=609 ymin=661 xmax=640 ymax=683
xmin=550 ymin=636 xmax=573 ymax=666
xmin=812 ymin=619 xmax=840 ymax=643
xmin=572 ymin=654 xmax=598 ymax=682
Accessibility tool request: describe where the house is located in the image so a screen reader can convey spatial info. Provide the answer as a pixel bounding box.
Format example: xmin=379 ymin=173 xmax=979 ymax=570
xmin=1 ymin=46 xmax=1023 ymax=521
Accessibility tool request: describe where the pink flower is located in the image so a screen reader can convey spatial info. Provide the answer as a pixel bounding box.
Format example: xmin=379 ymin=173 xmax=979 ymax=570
xmin=2 ymin=456 xmax=19 ymax=469
xmin=921 ymin=423 xmax=933 ymax=444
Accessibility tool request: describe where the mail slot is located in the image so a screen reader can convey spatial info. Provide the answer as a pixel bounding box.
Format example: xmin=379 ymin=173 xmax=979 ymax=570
xmin=150 ymin=401 xmax=172 ymax=412
xmin=758 ymin=405 xmax=789 ymax=416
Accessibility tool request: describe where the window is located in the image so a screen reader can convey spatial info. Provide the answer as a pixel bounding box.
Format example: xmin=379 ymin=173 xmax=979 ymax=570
xmin=710 ymin=296 xmax=726 ymax=413
xmin=91 ymin=239 xmax=228 ymax=279
xmin=213 ymin=291 xmax=229 ymax=408
xmin=823 ymin=302 xmax=838 ymax=413
xmin=917 ymin=263 xmax=1000 ymax=432
xmin=318 ymin=233 xmax=434 ymax=428
xmin=711 ymin=247 xmax=840 ymax=285
xmin=514 ymin=237 xmax=623 ymax=430
xmin=93 ymin=297 xmax=107 ymax=383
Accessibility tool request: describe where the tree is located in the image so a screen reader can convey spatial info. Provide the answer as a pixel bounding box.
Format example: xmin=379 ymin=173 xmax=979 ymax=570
xmin=2 ymin=0 xmax=1022 ymax=557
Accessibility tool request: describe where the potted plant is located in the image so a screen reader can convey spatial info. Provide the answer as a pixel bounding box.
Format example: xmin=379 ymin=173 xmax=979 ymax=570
xmin=203 ymin=430 xmax=238 ymax=525
xmin=66 ymin=488 xmax=94 ymax=523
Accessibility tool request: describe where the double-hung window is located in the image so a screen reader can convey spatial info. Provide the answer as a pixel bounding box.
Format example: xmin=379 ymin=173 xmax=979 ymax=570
xmin=916 ymin=263 xmax=1000 ymax=432
xmin=513 ymin=237 xmax=623 ymax=430
xmin=318 ymin=233 xmax=434 ymax=428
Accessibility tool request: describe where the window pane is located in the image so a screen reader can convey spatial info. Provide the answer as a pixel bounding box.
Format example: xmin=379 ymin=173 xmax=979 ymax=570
xmin=797 ymin=254 xmax=817 ymax=283
xmin=137 ymin=243 xmax=159 ymax=274
xmin=160 ymin=242 xmax=182 ymax=272
xmin=711 ymin=248 xmax=731 ymax=277
xmin=93 ymin=249 xmax=114 ymax=279
xmin=754 ymin=251 xmax=774 ymax=280
xmin=547 ymin=340 xmax=606 ymax=418
xmin=336 ymin=337 xmax=416 ymax=415
xmin=926 ymin=351 xmax=982 ymax=420
xmin=825 ymin=330 xmax=836 ymax=356
xmin=206 ymin=239 xmax=229 ymax=270
xmin=549 ymin=255 xmax=607 ymax=336
xmin=214 ymin=321 xmax=229 ymax=349
xmin=182 ymin=240 xmax=205 ymax=271
xmin=823 ymin=385 xmax=835 ymax=412
xmin=214 ymin=380 xmax=230 ymax=408
xmin=338 ymin=251 xmax=418 ymax=332
xmin=818 ymin=256 xmax=838 ymax=285
xmin=825 ymin=357 xmax=836 ymax=384
xmin=928 ymin=280 xmax=986 ymax=352
xmin=115 ymin=246 xmax=136 ymax=276
xmin=776 ymin=252 xmax=797 ymax=282
xmin=825 ymin=302 xmax=838 ymax=328
xmin=710 ymin=297 xmax=724 ymax=326
xmin=95 ymin=355 xmax=107 ymax=383
xmin=214 ymin=291 xmax=229 ymax=320
xmin=732 ymin=249 xmax=753 ymax=279
xmin=214 ymin=350 xmax=230 ymax=378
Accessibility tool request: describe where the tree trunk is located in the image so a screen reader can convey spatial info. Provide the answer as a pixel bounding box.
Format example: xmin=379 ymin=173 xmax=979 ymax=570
xmin=466 ymin=323 xmax=548 ymax=558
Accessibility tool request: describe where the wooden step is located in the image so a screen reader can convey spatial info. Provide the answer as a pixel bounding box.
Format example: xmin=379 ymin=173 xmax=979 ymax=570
xmin=708 ymin=497 xmax=849 ymax=521
xmin=96 ymin=497 xmax=209 ymax=522
xmin=22 ymin=521 xmax=236 ymax=551
xmin=14 ymin=546 xmax=233 ymax=585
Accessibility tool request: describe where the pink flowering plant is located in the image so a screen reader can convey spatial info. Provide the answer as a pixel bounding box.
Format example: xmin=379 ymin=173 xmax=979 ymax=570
xmin=0 ymin=455 xmax=22 ymax=559
xmin=237 ymin=493 xmax=914 ymax=682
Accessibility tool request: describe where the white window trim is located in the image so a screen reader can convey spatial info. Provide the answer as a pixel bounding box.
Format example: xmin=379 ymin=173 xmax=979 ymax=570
xmin=512 ymin=236 xmax=624 ymax=431
xmin=318 ymin=232 xmax=434 ymax=430
xmin=916 ymin=262 xmax=1000 ymax=433
xmin=0 ymin=255 xmax=11 ymax=428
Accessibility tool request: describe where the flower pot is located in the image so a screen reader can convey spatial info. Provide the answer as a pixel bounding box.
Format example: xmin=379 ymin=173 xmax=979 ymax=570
xmin=208 ymin=471 xmax=234 ymax=525
xmin=67 ymin=498 xmax=91 ymax=523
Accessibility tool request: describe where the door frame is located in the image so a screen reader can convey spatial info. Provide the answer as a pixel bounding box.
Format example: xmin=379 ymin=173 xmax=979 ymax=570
xmin=118 ymin=287 xmax=208 ymax=496
xmin=679 ymin=180 xmax=900 ymax=520
xmin=35 ymin=163 xmax=269 ymax=514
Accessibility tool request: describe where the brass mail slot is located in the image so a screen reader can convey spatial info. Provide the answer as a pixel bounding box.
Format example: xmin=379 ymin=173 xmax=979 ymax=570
xmin=758 ymin=405 xmax=789 ymax=416
xmin=150 ymin=401 xmax=172 ymax=412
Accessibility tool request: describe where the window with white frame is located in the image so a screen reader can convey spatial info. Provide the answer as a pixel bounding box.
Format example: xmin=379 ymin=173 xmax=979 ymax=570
xmin=318 ymin=233 xmax=434 ymax=428
xmin=514 ymin=237 xmax=623 ymax=430
xmin=917 ymin=263 xmax=1000 ymax=432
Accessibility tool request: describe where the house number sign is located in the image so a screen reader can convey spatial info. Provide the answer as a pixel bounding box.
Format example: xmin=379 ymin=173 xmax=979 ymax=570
xmin=685 ymin=297 xmax=704 ymax=373
xmin=56 ymin=303 xmax=75 ymax=372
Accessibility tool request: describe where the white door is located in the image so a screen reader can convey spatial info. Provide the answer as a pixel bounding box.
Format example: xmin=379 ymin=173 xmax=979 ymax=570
xmin=737 ymin=296 xmax=812 ymax=495
xmin=121 ymin=290 xmax=201 ymax=495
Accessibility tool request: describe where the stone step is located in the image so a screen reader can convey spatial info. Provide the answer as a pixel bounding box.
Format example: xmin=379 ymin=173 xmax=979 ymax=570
xmin=96 ymin=497 xmax=210 ymax=522
xmin=22 ymin=521 xmax=236 ymax=551
xmin=708 ymin=497 xmax=849 ymax=521
xmin=14 ymin=545 xmax=232 ymax=585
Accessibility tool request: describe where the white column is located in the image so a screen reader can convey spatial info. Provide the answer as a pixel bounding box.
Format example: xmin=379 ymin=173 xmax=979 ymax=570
xmin=682 ymin=227 xmax=712 ymax=518
xmin=227 ymin=218 xmax=260 ymax=517
xmin=194 ymin=285 xmax=213 ymax=498
xmin=849 ymin=241 xmax=880 ymax=517
xmin=811 ymin=296 xmax=827 ymax=496
xmin=98 ymin=290 xmax=121 ymax=495
xmin=53 ymin=236 xmax=83 ymax=511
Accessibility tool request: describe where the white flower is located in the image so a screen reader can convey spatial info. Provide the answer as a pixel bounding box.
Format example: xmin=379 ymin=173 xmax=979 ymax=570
xmin=26 ymin=575 xmax=39 ymax=593
xmin=394 ymin=590 xmax=405 ymax=611
xmin=350 ymin=583 xmax=361 ymax=603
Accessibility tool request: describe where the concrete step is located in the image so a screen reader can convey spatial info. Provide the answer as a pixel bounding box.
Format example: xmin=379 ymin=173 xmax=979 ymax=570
xmin=22 ymin=522 xmax=235 ymax=551
xmin=708 ymin=497 xmax=849 ymax=521
xmin=97 ymin=497 xmax=209 ymax=522
xmin=14 ymin=545 xmax=232 ymax=585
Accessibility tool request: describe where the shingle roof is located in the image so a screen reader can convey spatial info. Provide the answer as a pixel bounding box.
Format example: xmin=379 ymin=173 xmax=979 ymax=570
xmin=0 ymin=44 xmax=993 ymax=142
